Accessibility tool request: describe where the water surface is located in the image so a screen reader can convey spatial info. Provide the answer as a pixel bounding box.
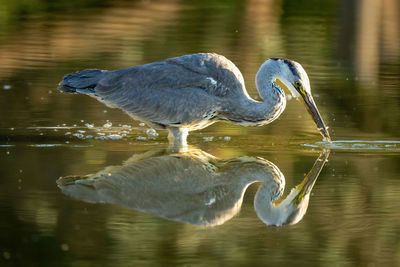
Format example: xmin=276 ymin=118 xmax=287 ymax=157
xmin=1 ymin=0 xmax=400 ymax=266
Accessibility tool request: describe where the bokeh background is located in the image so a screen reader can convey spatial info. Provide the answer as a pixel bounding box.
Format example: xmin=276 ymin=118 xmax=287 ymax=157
xmin=1 ymin=0 xmax=399 ymax=139
xmin=0 ymin=0 xmax=400 ymax=266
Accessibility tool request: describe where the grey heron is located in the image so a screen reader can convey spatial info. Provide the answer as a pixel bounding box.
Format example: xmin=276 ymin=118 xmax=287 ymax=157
xmin=57 ymin=147 xmax=329 ymax=226
xmin=58 ymin=53 xmax=330 ymax=146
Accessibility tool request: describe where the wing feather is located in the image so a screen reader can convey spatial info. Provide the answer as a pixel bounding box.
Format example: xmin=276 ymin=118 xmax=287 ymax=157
xmin=93 ymin=53 xmax=246 ymax=127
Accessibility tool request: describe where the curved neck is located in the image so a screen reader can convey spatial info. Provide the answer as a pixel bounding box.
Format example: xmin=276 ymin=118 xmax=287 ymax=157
xmin=226 ymin=63 xmax=287 ymax=126
xmin=255 ymin=61 xmax=286 ymax=104
xmin=249 ymin=63 xmax=287 ymax=124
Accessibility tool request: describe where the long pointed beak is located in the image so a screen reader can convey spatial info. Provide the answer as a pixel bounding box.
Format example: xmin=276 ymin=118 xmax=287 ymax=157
xmin=301 ymin=91 xmax=331 ymax=141
xmin=293 ymin=149 xmax=330 ymax=205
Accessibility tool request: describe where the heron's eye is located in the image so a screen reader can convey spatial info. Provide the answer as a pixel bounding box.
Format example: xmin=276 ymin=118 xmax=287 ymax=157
xmin=295 ymin=81 xmax=301 ymax=88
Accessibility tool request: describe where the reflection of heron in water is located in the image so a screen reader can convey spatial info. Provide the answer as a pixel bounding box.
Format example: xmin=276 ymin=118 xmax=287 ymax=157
xmin=58 ymin=53 xmax=330 ymax=147
xmin=57 ymin=148 xmax=329 ymax=227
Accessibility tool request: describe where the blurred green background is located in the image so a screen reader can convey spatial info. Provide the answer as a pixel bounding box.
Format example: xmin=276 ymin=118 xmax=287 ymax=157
xmin=0 ymin=0 xmax=400 ymax=266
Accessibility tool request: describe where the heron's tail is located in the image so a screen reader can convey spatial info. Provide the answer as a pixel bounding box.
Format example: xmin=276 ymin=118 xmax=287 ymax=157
xmin=58 ymin=69 xmax=106 ymax=94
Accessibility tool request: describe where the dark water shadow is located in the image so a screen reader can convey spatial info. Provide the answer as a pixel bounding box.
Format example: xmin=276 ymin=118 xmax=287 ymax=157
xmin=57 ymin=147 xmax=329 ymax=227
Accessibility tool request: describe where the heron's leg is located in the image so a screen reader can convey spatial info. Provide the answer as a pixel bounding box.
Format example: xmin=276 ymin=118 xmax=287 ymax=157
xmin=167 ymin=127 xmax=189 ymax=149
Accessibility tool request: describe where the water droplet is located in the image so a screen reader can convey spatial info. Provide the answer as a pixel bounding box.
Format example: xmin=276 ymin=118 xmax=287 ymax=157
xmin=106 ymin=134 xmax=122 ymax=140
xmin=60 ymin=243 xmax=69 ymax=251
xmin=103 ymin=122 xmax=112 ymax=128
xmin=72 ymin=133 xmax=84 ymax=139
xmin=146 ymin=129 xmax=158 ymax=137
xmin=203 ymin=136 xmax=214 ymax=142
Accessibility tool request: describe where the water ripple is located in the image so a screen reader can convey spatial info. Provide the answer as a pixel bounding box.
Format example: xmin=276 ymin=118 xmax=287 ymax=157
xmin=303 ymin=140 xmax=400 ymax=152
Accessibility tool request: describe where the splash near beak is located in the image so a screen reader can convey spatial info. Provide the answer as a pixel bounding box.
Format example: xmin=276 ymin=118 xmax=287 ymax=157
xmin=301 ymin=91 xmax=331 ymax=141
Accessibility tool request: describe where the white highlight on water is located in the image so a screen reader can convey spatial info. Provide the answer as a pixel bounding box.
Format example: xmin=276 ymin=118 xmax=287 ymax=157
xmin=146 ymin=129 xmax=159 ymax=137
xmin=302 ymin=140 xmax=400 ymax=151
xmin=103 ymin=122 xmax=112 ymax=128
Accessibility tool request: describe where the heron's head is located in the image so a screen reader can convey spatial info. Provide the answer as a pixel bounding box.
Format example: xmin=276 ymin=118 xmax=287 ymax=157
xmin=268 ymin=58 xmax=331 ymax=141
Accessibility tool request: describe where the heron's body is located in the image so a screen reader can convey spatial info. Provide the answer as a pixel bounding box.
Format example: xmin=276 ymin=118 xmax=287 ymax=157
xmin=58 ymin=53 xmax=330 ymax=145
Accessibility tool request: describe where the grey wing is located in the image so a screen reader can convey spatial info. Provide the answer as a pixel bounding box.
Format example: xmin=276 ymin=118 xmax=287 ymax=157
xmin=92 ymin=53 xmax=246 ymax=127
